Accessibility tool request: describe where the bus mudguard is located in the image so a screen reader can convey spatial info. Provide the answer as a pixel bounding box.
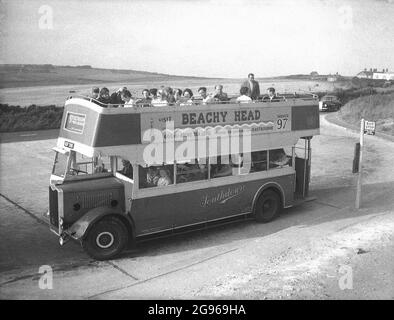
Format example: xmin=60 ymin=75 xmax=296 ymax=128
xmin=65 ymin=206 xmax=133 ymax=240
xmin=251 ymin=182 xmax=286 ymax=212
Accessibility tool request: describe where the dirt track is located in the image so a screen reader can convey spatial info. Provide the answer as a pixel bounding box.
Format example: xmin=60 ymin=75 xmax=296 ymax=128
xmin=0 ymin=113 xmax=393 ymax=299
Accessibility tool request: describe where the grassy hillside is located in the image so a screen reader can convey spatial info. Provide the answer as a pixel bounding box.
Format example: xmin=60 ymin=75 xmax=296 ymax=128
xmin=0 ymin=64 xmax=215 ymax=89
xmin=0 ymin=104 xmax=63 ymax=132
xmin=338 ymin=92 xmax=394 ymax=135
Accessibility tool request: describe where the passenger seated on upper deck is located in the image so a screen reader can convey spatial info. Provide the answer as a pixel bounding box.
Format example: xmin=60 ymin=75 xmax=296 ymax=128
xmin=179 ymin=88 xmax=194 ymax=106
xmin=213 ymin=85 xmax=229 ymax=102
xmin=135 ymin=89 xmax=152 ymax=107
xmin=96 ymin=87 xmax=111 ymax=107
xmin=121 ymin=90 xmax=134 ymax=107
xmin=198 ymin=87 xmax=215 ymax=105
xmin=157 ymin=168 xmax=172 ymax=186
xmin=152 ymin=89 xmax=169 ymax=107
xmin=91 ymin=87 xmax=100 ymax=100
xmin=173 ymin=89 xmax=183 ymax=105
xmin=149 ymin=88 xmax=158 ymax=100
xmin=165 ymin=87 xmax=176 ymax=104
xmin=110 ymin=87 xmax=127 ymax=107
xmin=262 ymin=87 xmax=284 ymax=102
xmin=236 ymin=87 xmax=252 ymax=104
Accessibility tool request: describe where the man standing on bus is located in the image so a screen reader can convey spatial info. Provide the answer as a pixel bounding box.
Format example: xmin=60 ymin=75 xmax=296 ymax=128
xmin=241 ymin=73 xmax=260 ymax=100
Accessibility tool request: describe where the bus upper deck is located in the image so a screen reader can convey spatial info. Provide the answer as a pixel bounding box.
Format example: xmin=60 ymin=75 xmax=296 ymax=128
xmin=57 ymin=94 xmax=319 ymax=165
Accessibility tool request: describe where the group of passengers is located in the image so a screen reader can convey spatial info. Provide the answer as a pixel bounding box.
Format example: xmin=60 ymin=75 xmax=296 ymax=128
xmin=89 ymin=73 xmax=283 ymax=108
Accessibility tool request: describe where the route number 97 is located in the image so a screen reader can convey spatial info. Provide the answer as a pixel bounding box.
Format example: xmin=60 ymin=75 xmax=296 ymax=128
xmin=276 ymin=118 xmax=288 ymax=130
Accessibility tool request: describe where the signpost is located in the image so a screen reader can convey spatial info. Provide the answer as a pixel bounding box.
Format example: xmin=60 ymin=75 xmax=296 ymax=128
xmin=364 ymin=120 xmax=376 ymax=136
xmin=355 ymin=118 xmax=376 ymax=209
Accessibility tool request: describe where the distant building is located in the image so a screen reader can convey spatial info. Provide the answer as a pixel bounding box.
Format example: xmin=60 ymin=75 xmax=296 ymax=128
xmin=356 ymin=68 xmax=393 ymax=80
xmin=356 ymin=69 xmax=373 ymax=79
xmin=373 ymin=68 xmax=394 ymax=80
xmin=327 ymin=75 xmax=337 ymax=82
xmin=327 ymin=72 xmax=340 ymax=82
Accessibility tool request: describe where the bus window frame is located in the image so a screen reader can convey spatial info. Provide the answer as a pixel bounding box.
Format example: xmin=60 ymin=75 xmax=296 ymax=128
xmin=133 ymin=146 xmax=296 ymax=198
xmin=55 ymin=150 xmax=112 ymax=181
xmin=52 ymin=148 xmax=70 ymax=179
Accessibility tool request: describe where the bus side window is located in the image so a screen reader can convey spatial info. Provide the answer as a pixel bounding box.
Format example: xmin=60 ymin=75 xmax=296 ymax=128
xmin=269 ymin=148 xmax=290 ymax=169
xmin=176 ymin=159 xmax=208 ymax=184
xmin=139 ymin=165 xmax=173 ymax=188
xmin=251 ymin=151 xmax=268 ymax=172
xmin=211 ymin=156 xmax=233 ymax=178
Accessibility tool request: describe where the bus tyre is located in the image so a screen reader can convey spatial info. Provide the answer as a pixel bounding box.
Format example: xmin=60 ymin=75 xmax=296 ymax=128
xmin=254 ymin=190 xmax=281 ymax=223
xmin=82 ymin=216 xmax=128 ymax=260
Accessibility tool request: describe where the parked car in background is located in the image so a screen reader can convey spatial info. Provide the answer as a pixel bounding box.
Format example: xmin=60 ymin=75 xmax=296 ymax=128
xmin=319 ymin=95 xmax=342 ymax=112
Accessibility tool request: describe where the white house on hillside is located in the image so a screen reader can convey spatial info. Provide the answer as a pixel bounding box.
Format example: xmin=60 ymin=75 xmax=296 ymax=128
xmin=373 ymin=71 xmax=394 ymax=80
xmin=357 ymin=68 xmax=394 ymax=80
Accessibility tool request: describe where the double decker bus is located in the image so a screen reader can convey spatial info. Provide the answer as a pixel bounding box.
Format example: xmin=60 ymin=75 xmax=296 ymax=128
xmin=47 ymin=94 xmax=319 ymax=260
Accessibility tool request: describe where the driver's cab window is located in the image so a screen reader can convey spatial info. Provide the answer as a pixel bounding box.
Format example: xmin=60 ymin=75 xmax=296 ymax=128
xmin=68 ymin=151 xmax=110 ymax=176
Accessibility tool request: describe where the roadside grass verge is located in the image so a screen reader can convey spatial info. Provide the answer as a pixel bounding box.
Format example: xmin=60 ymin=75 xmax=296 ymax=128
xmin=337 ymin=92 xmax=394 ymax=136
xmin=0 ymin=104 xmax=64 ymax=132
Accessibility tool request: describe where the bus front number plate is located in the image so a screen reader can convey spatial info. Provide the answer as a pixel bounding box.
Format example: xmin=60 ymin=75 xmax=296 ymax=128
xmin=64 ymin=141 xmax=74 ymax=149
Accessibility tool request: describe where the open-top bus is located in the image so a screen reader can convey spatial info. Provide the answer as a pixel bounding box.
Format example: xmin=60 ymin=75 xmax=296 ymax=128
xmin=46 ymin=94 xmax=319 ymax=260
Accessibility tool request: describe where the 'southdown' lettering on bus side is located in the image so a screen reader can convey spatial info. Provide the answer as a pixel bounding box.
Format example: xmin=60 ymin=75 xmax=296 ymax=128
xmin=200 ymin=185 xmax=246 ymax=207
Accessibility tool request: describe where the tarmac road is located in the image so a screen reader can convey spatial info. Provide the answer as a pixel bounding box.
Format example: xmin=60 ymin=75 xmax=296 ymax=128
xmin=0 ymin=113 xmax=393 ymax=299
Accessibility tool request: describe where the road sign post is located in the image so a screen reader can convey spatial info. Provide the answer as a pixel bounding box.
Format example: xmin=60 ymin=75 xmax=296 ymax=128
xmin=355 ymin=119 xmax=364 ymax=209
xmin=355 ymin=119 xmax=376 ymax=209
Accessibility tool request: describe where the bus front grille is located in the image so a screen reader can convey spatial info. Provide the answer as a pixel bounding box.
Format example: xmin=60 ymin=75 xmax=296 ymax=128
xmin=49 ymin=187 xmax=59 ymax=228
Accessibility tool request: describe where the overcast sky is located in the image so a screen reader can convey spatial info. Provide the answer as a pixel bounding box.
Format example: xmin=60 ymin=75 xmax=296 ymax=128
xmin=1 ymin=0 xmax=393 ymax=78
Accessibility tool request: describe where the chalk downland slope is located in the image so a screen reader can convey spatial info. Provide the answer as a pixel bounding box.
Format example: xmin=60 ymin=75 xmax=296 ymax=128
xmin=338 ymin=92 xmax=394 ymax=136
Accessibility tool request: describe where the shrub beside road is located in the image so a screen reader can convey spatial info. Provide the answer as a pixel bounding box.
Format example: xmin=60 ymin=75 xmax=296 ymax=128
xmin=0 ymin=104 xmax=63 ymax=132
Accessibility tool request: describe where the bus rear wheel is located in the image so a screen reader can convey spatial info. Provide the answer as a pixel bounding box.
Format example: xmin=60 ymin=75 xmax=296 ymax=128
xmin=254 ymin=190 xmax=281 ymax=223
xmin=82 ymin=216 xmax=128 ymax=260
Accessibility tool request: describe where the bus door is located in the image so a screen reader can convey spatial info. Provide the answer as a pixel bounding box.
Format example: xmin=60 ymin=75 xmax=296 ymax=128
xmin=294 ymin=137 xmax=312 ymax=198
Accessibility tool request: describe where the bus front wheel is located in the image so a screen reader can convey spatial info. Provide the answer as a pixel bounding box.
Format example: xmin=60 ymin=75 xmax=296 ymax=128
xmin=254 ymin=190 xmax=281 ymax=223
xmin=82 ymin=216 xmax=128 ymax=260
